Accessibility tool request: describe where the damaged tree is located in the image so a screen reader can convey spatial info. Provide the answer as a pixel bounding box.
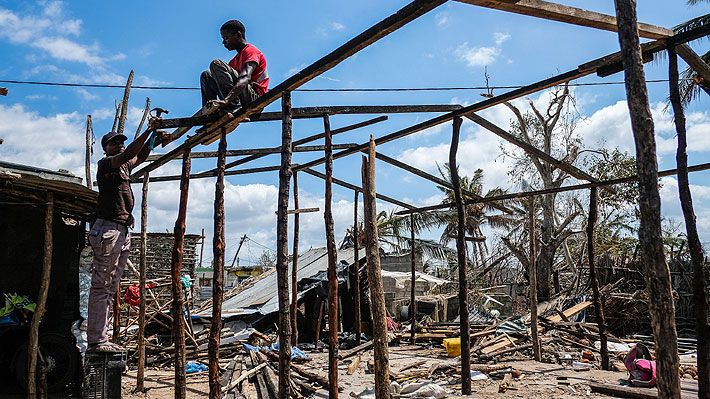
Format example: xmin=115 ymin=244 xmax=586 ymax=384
xmin=362 ymin=136 xmax=390 ymax=399
xmin=501 ymin=85 xmax=582 ymax=301
xmin=614 ymin=0 xmax=681 ymax=397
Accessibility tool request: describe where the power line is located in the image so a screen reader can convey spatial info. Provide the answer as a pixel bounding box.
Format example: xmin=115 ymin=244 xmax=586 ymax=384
xmin=0 ymin=78 xmax=687 ymax=92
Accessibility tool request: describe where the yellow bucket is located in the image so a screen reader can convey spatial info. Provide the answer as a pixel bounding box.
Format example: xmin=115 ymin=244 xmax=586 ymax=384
xmin=443 ymin=338 xmax=461 ymax=357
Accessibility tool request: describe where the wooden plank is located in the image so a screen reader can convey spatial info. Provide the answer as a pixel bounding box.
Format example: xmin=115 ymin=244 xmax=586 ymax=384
xmin=131 ymin=0 xmax=446 ymax=179
xmin=163 ymin=102 xmax=221 ymax=146
xmin=337 ymin=336 xmax=372 ymax=359
xmin=347 ymin=356 xmax=361 ymax=375
xmin=301 ymin=167 xmax=415 ymax=209
xmin=588 ymin=382 xmax=658 ymax=399
xmin=374 ymin=152 xmax=512 ymax=214
xmin=144 ymin=144 xmax=358 ymax=161
xmin=454 ymin=0 xmax=673 ymax=39
xmin=547 ymin=301 xmax=593 ymax=323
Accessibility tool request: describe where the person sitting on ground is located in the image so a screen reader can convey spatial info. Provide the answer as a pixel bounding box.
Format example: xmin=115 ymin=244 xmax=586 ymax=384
xmin=87 ymin=123 xmax=156 ymax=352
xmin=200 ymin=19 xmax=269 ymax=113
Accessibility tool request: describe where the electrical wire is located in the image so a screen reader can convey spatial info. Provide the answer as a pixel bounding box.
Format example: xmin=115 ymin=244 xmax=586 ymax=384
xmin=0 ymin=78 xmax=689 ymax=92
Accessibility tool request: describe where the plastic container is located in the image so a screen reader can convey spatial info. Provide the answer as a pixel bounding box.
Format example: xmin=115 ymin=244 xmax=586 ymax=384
xmin=83 ymin=350 xmax=127 ymax=399
xmin=443 ymin=338 xmax=461 ymax=357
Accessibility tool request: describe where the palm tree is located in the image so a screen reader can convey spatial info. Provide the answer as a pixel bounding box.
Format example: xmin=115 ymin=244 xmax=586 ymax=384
xmin=433 ymin=164 xmax=516 ymax=268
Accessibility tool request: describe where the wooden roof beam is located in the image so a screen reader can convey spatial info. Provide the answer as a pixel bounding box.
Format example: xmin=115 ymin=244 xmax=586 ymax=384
xmin=144 ymin=143 xmax=358 ymax=162
xmin=454 ymin=0 xmax=673 ymax=39
xmin=131 ymin=0 xmax=446 ymax=180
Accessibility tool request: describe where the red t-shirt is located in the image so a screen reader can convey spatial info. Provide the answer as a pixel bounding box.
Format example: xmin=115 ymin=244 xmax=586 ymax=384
xmin=229 ymin=43 xmax=269 ymax=96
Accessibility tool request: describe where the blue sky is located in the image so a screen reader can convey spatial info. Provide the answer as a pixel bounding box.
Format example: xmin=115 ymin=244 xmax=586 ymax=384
xmin=1 ymin=1 xmax=710 ymax=265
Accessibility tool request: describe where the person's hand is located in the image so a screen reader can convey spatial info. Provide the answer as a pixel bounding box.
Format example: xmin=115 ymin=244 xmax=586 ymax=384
xmin=147 ymin=116 xmax=162 ymax=130
xmin=207 ymin=99 xmax=228 ymax=109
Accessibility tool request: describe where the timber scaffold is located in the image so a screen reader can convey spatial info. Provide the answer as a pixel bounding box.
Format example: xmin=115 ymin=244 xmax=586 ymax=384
xmin=112 ymin=1 xmax=710 ymax=399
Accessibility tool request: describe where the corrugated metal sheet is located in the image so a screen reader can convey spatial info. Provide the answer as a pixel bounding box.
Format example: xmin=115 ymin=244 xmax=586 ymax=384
xmin=195 ymin=247 xmax=356 ymax=318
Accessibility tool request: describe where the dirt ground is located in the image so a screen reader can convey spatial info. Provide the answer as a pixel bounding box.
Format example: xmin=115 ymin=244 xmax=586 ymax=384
xmin=121 ymin=343 xmax=699 ymax=399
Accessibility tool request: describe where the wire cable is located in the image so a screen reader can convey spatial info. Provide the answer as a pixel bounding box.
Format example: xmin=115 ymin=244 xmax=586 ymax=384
xmin=0 ymin=78 xmax=688 ymax=92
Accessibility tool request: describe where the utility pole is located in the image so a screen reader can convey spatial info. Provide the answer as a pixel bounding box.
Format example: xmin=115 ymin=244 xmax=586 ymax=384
xmin=230 ymin=234 xmax=248 ymax=268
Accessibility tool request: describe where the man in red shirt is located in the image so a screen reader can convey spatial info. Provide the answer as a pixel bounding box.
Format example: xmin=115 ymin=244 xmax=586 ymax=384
xmin=200 ymin=20 xmax=269 ymax=112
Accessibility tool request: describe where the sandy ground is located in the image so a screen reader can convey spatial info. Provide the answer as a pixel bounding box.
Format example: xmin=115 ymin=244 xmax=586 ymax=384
xmin=120 ymin=343 xmax=699 ymax=399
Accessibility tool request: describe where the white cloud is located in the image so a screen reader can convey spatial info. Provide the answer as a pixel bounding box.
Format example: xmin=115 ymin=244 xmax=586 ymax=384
xmin=494 ymin=32 xmax=511 ymax=46
xmin=329 ymin=22 xmax=345 ymax=31
xmin=316 ymin=21 xmax=346 ymax=37
xmin=285 ymin=63 xmax=306 ymax=77
xmin=435 ymin=11 xmax=449 ymax=27
xmin=455 ymin=43 xmax=500 ymax=67
xmin=0 ymin=3 xmax=109 ymax=65
xmin=0 ymin=103 xmax=86 ymax=178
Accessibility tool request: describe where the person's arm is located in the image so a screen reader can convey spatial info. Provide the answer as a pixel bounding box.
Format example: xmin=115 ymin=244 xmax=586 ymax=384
xmin=210 ymin=61 xmax=257 ymax=108
xmin=106 ymin=118 xmax=159 ymax=168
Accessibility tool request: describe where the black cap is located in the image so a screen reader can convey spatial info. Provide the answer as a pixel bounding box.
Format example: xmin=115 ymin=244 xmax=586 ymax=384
xmin=101 ymin=131 xmax=128 ymax=149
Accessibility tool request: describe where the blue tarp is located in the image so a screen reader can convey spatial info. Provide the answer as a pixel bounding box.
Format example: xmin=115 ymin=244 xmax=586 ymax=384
xmin=242 ymin=342 xmax=308 ymax=360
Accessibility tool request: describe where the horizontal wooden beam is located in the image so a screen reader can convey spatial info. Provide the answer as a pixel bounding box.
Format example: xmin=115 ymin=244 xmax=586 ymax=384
xmin=676 ymin=43 xmax=710 ymax=89
xmin=448 ymin=234 xmax=486 ymax=242
xmin=135 ymin=164 xmax=286 ymax=183
xmin=274 ymin=208 xmax=320 ymax=215
xmin=145 ymin=143 xmax=358 ymax=161
xmin=251 ymin=105 xmax=464 ymax=121
xmin=455 ymin=0 xmax=673 ymax=39
xmin=372 ymin=151 xmax=512 ymax=214
xmin=301 ymin=168 xmax=415 ymax=210
xmin=395 ymin=161 xmax=710 ymax=215
xmin=131 ymin=0 xmax=445 ymax=179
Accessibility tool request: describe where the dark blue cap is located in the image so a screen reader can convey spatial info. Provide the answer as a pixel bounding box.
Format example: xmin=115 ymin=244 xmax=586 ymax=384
xmin=101 ymin=131 xmax=128 ymax=149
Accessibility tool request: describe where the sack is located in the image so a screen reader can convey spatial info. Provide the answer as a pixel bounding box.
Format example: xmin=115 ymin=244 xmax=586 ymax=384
xmin=624 ymin=343 xmax=656 ymax=387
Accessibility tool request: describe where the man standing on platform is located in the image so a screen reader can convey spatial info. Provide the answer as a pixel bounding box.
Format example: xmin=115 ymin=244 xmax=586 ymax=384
xmin=200 ymin=19 xmax=269 ymax=112
xmin=87 ymin=123 xmax=155 ymax=352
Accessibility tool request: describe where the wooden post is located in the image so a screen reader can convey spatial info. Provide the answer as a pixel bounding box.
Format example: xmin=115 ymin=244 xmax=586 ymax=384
xmin=136 ymin=172 xmax=149 ymax=391
xmin=449 ymin=117 xmax=471 ymax=395
xmin=410 ymin=214 xmax=417 ymax=343
xmin=529 ymin=196 xmax=541 ymax=362
xmin=171 ymin=149 xmax=190 ymax=399
xmin=27 ymin=192 xmax=53 ymax=399
xmin=291 ymin=171 xmax=300 ymax=347
xmin=199 ymin=228 xmax=205 ymax=269
xmin=614 ymin=1 xmax=681 ymax=397
xmin=587 ymin=187 xmax=609 ymax=370
xmin=276 ymin=91 xmax=293 ymax=399
xmin=353 ymin=191 xmax=362 ymax=346
xmin=85 ymin=115 xmax=92 ymax=189
xmin=362 ymin=136 xmax=390 ymax=399
xmin=134 ymin=98 xmax=151 ymax=140
xmin=209 ymin=129 xmax=227 ymax=399
xmin=116 ymin=70 xmax=133 ymax=135
xmin=669 ymin=46 xmax=710 ymax=399
xmin=323 ymin=114 xmax=339 ymax=399
xmin=315 ymin=301 xmax=325 ymax=349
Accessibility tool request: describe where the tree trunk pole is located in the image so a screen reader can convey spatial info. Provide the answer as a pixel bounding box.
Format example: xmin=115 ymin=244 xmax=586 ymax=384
xmin=587 ymin=187 xmax=609 ymax=370
xmin=449 ymin=117 xmax=471 ymax=395
xmin=276 ymin=91 xmax=293 ymax=399
xmin=134 ymin=98 xmax=151 ymax=140
xmin=85 ymin=115 xmax=92 ymax=189
xmin=323 ymin=114 xmax=339 ymax=399
xmin=291 ymin=171 xmax=300 ymax=347
xmin=116 ymin=70 xmax=133 ymax=136
xmin=171 ymin=149 xmax=190 ymax=399
xmin=669 ymin=46 xmax=710 ymax=399
xmin=353 ymin=191 xmax=362 ymax=346
xmin=137 ymin=172 xmax=149 ymax=391
xmin=529 ymin=197 xmax=541 ymax=362
xmin=199 ymin=228 xmax=205 ymax=269
xmin=209 ymin=129 xmax=227 ymax=399
xmin=362 ymin=136 xmax=390 ymax=399
xmin=410 ymin=214 xmax=417 ymax=344
xmin=27 ymin=192 xmax=53 ymax=399
xmin=614 ymin=1 xmax=681 ymax=397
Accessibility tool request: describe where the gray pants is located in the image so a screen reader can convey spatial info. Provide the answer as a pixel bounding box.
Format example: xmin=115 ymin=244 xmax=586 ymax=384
xmin=87 ymin=219 xmax=130 ymax=345
xmin=200 ymin=59 xmax=259 ymax=108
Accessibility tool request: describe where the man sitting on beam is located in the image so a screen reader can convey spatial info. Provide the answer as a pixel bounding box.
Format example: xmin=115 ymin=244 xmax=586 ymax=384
xmin=200 ymin=19 xmax=269 ymax=114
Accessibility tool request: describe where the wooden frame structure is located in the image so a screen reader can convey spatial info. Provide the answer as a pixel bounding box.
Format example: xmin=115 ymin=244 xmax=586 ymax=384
xmin=118 ymin=1 xmax=710 ymax=399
